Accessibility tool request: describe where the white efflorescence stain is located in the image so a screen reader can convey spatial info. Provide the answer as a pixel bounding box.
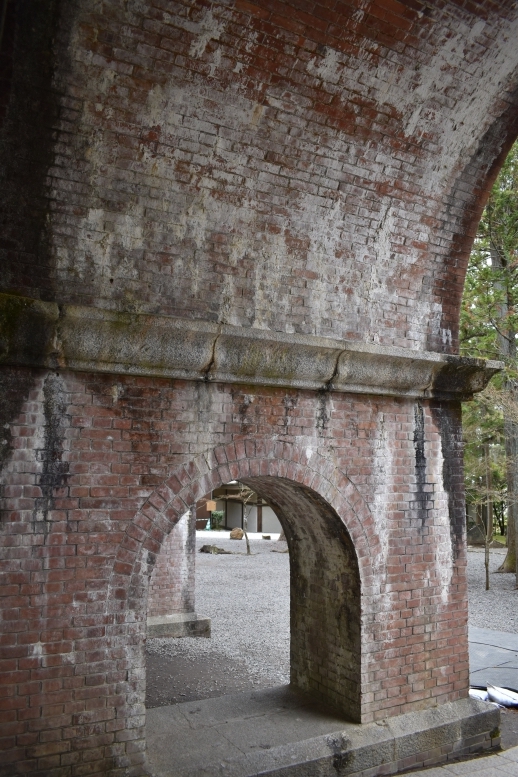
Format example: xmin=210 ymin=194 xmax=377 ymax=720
xmin=189 ymin=9 xmax=225 ymax=59
xmin=370 ymin=412 xmax=391 ymax=574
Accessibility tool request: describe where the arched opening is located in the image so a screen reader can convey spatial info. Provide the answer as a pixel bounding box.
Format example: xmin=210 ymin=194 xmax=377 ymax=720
xmin=144 ymin=474 xmax=361 ymax=722
xmin=146 ymin=482 xmax=290 ymax=707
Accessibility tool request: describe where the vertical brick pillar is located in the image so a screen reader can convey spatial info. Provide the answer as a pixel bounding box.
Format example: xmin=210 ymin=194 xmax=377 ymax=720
xmin=147 ymin=510 xmax=210 ymax=637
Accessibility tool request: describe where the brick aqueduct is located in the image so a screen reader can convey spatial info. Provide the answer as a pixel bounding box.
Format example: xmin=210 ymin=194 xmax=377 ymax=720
xmin=0 ymin=1 xmax=517 ymax=775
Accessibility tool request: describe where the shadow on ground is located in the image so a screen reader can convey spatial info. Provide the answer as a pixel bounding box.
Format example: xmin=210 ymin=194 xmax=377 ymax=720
xmin=146 ymin=649 xmax=272 ymax=707
xmin=145 ymin=649 xmax=518 ymax=750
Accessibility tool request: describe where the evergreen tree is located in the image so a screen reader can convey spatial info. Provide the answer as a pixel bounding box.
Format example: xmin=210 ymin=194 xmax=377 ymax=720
xmin=460 ymin=141 xmax=518 ymax=582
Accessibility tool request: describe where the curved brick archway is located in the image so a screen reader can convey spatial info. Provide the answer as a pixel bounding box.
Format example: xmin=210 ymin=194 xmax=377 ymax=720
xmin=109 ymin=441 xmax=377 ymax=727
xmin=111 ymin=440 xmax=377 ymax=590
xmin=3 ymin=1 xmax=518 ymax=358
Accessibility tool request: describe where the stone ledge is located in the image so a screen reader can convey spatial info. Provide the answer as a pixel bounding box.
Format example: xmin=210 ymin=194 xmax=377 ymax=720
xmin=147 ymin=612 xmax=211 ymax=638
xmin=146 ymin=688 xmax=500 ymax=777
xmin=0 ymin=293 xmax=501 ymax=399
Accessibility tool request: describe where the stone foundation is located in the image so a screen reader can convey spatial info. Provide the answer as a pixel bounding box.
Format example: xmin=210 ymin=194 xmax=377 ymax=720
xmin=146 ymin=690 xmax=501 ymax=777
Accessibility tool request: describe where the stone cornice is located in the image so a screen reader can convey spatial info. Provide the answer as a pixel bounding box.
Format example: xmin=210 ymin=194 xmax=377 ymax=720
xmin=0 ymin=293 xmax=501 ymax=399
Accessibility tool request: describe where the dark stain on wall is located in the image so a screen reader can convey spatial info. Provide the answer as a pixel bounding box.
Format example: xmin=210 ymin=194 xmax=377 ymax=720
xmin=0 ymin=0 xmax=65 ymax=301
xmin=430 ymin=402 xmax=465 ymax=559
xmin=316 ymin=389 xmax=329 ymax=431
xmin=414 ymin=401 xmax=428 ymax=522
xmin=0 ymin=366 xmax=34 ymax=491
xmin=0 ymin=1 xmax=69 ymax=490
xmin=33 ymin=372 xmax=69 ymax=525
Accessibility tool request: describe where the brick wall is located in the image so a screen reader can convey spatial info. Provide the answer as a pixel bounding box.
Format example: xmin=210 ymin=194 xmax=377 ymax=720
xmin=0 ymin=372 xmax=469 ymax=773
xmin=147 ymin=509 xmax=195 ymax=618
xmin=2 ymin=2 xmax=518 ymax=351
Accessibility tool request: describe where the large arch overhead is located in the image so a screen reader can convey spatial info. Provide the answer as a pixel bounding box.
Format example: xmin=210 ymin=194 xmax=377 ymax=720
xmin=2 ymin=2 xmax=518 ymax=351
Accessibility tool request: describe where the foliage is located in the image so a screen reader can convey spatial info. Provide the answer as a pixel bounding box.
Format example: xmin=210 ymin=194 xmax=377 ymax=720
xmin=460 ymin=142 xmax=518 ymax=367
xmin=460 ymin=141 xmax=518 ymax=564
xmin=462 ymin=389 xmax=506 ymax=534
xmin=210 ymin=510 xmax=224 ymax=530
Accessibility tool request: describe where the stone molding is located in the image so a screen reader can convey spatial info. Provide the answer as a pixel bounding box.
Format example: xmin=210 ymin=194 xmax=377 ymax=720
xmin=0 ymin=293 xmax=501 ymax=399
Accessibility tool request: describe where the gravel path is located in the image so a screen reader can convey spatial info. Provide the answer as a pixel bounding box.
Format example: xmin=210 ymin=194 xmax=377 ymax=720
xmin=146 ymin=539 xmax=518 ymax=706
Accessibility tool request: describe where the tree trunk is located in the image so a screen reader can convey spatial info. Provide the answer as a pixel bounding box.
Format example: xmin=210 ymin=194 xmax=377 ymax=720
xmin=499 ymin=411 xmax=518 ymax=574
xmin=484 ymin=443 xmax=492 ymax=590
xmin=491 ymin=243 xmax=517 ymax=576
xmin=242 ymin=509 xmax=251 ymax=555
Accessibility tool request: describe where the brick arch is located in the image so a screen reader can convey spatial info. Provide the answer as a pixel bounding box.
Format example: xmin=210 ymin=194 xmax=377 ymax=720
xmin=108 ymin=438 xmax=378 ymax=722
xmin=109 ymin=439 xmax=378 ymax=602
xmin=428 ymin=88 xmax=518 ymax=354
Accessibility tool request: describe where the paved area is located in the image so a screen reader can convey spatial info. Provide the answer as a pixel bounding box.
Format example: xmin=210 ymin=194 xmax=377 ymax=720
xmin=401 ymin=746 xmax=518 ymax=776
xmin=469 ymin=627 xmax=518 ymax=690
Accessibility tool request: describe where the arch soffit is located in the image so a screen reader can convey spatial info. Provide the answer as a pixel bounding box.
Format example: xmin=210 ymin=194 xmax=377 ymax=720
xmin=430 ymin=71 xmax=518 ymax=346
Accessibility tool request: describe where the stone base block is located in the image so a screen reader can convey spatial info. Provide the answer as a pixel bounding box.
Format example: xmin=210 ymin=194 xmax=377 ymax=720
xmin=146 ymin=688 xmax=500 ymax=777
xmin=147 ymin=612 xmax=211 ymax=638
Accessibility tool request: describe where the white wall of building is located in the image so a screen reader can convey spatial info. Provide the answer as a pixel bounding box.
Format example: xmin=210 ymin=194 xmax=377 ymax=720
xmin=225 ymin=500 xmax=242 ymax=529
xmin=214 ymin=498 xmax=283 ymax=533
xmin=262 ymin=506 xmax=282 ymax=533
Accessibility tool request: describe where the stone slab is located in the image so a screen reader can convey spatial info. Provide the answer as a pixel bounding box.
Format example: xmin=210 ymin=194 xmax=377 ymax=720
xmin=145 ymin=687 xmax=499 ymax=777
xmin=147 ymin=612 xmax=211 ymax=638
xmin=402 ymin=746 xmax=518 ymax=776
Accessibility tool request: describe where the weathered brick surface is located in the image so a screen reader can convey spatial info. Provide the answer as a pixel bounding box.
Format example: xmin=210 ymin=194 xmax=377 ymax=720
xmin=147 ymin=509 xmax=195 ymax=618
xmin=0 ymin=372 xmax=469 ymax=773
xmin=2 ymin=2 xmax=518 ymax=352
xmin=1 ymin=0 xmax=515 ymax=774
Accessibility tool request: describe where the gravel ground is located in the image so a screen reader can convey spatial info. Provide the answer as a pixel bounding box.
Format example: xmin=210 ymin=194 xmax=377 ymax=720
xmin=146 ymin=539 xmax=518 ymax=707
xmin=466 ymin=546 xmax=518 ymax=633
xmin=146 ymin=537 xmax=290 ymax=705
